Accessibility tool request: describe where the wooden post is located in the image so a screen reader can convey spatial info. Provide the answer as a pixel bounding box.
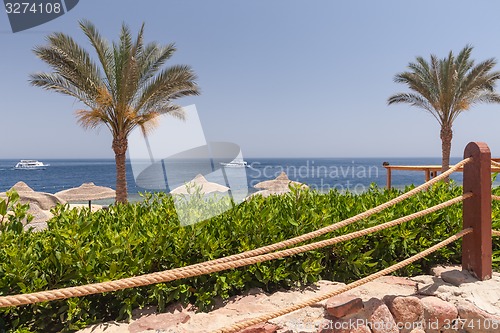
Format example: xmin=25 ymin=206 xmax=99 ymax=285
xmin=386 ymin=169 xmax=392 ymax=189
xmin=462 ymin=142 xmax=492 ymax=281
xmin=425 ymin=169 xmax=430 ymax=182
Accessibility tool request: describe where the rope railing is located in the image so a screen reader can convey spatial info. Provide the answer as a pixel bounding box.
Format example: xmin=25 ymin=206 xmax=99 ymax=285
xmin=0 ymin=193 xmax=471 ymax=308
xmin=491 ymin=160 xmax=500 ymax=168
xmin=0 ymin=142 xmax=495 ymax=333
xmin=176 ymin=157 xmax=471 ymax=272
xmin=214 ymin=228 xmax=473 ymax=333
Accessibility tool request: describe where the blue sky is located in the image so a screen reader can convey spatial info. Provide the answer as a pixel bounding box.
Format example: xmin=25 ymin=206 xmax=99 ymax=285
xmin=1 ymin=0 xmax=500 ymax=159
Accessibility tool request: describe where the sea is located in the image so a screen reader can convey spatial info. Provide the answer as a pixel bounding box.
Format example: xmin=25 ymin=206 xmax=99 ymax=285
xmin=0 ymin=157 xmax=474 ymax=203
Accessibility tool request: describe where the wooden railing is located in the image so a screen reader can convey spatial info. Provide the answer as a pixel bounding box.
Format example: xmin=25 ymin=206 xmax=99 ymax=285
xmin=383 ymin=157 xmax=500 ymax=189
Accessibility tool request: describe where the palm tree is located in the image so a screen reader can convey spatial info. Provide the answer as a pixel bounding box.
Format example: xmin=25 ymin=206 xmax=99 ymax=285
xmin=30 ymin=20 xmax=200 ymax=203
xmin=388 ymin=45 xmax=500 ymax=173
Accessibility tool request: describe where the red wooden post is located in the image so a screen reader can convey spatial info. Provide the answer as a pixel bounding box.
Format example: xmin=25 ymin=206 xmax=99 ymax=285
xmin=462 ymin=142 xmax=492 ymax=281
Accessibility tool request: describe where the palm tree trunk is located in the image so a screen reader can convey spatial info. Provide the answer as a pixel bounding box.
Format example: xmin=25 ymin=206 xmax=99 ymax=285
xmin=440 ymin=124 xmax=453 ymax=176
xmin=112 ymin=136 xmax=128 ymax=203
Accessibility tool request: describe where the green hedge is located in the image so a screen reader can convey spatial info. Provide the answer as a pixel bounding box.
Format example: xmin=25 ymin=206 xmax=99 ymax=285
xmin=0 ymin=182 xmax=499 ymax=332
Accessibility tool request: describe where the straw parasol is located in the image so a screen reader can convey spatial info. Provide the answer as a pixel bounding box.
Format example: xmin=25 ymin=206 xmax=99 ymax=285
xmin=246 ymin=189 xmax=285 ymax=199
xmin=254 ymin=171 xmax=309 ymax=193
xmin=0 ymin=182 xmax=60 ymax=231
xmin=24 ymin=203 xmax=53 ymax=223
xmin=170 ymin=174 xmax=229 ymax=195
xmin=23 ymin=203 xmax=52 ymax=231
xmin=55 ymin=182 xmax=116 ymax=209
xmin=0 ymin=181 xmax=66 ymax=210
xmin=0 ymin=203 xmax=51 ymax=232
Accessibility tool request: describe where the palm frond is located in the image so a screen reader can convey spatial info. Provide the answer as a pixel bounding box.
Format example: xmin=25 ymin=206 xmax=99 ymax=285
xmin=75 ymin=108 xmax=109 ymax=130
xmin=455 ymin=44 xmax=474 ymax=77
xmin=136 ymin=112 xmax=160 ymax=136
xmin=137 ymin=43 xmax=176 ymax=89
xmin=31 ymin=20 xmax=200 ymax=203
xmin=30 ymin=72 xmax=97 ymax=108
xmin=31 ymin=33 xmax=104 ymax=103
xmin=79 ymin=20 xmax=115 ymax=96
xmin=461 ymin=58 xmax=498 ymax=94
xmin=389 ymin=45 xmax=500 ymax=125
xmin=135 ymin=64 xmax=199 ymax=113
xmin=31 ymin=20 xmax=200 ymax=146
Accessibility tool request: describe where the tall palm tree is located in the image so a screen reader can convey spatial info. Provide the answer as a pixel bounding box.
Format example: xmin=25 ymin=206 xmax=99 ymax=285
xmin=388 ymin=45 xmax=500 ymax=173
xmin=30 ymin=20 xmax=200 ymax=203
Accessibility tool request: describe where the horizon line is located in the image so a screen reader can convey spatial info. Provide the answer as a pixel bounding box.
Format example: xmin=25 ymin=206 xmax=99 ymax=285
xmin=0 ymin=156 xmax=463 ymax=160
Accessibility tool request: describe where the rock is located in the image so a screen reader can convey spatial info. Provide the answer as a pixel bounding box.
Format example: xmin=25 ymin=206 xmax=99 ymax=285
xmin=376 ymin=276 xmax=418 ymax=288
xmin=348 ymin=279 xmax=416 ymax=302
xmin=128 ymin=312 xmax=190 ymax=333
xmin=409 ymin=329 xmax=425 ymax=333
xmin=410 ymin=275 xmax=435 ymax=285
xmin=441 ymin=269 xmax=478 ymax=286
xmin=421 ymin=296 xmax=458 ymax=333
xmin=317 ymin=318 xmax=371 ymax=333
xmin=430 ymin=265 xmax=463 ymax=277
xmin=75 ymin=269 xmax=500 ymax=333
xmin=456 ymin=300 xmax=500 ymax=333
xmin=430 ymin=265 xmax=447 ymax=277
xmin=237 ymin=322 xmax=279 ymax=333
xmin=385 ymin=296 xmax=423 ymax=333
xmin=351 ymin=326 xmax=372 ymax=333
xmin=417 ymin=278 xmax=455 ymax=297
xmin=325 ymin=294 xmax=364 ymax=318
xmin=269 ymin=283 xmax=344 ymax=332
xmin=312 ymin=281 xmax=347 ymax=307
xmin=274 ymin=309 xmax=325 ymax=333
xmin=385 ymin=296 xmax=423 ymax=323
xmin=364 ymin=298 xmax=398 ymax=333
xmin=316 ymin=319 xmax=333 ymax=333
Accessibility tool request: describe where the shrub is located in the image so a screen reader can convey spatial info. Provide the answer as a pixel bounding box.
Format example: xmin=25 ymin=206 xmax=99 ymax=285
xmin=0 ymin=183 xmax=499 ymax=332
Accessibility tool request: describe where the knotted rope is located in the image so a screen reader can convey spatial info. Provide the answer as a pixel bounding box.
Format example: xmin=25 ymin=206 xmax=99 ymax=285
xmin=213 ymin=229 xmax=473 ymax=333
xmin=0 ymin=193 xmax=470 ymax=307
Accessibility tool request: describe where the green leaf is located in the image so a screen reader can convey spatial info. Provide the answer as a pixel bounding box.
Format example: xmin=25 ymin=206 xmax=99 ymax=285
xmin=0 ymin=199 xmax=6 ymax=216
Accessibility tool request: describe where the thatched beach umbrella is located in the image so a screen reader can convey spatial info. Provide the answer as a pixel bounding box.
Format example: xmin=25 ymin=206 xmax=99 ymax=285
xmin=55 ymin=182 xmax=116 ymax=209
xmin=246 ymin=189 xmax=288 ymax=200
xmin=0 ymin=203 xmax=52 ymax=232
xmin=254 ymin=171 xmax=309 ymax=193
xmin=24 ymin=203 xmax=53 ymax=223
xmin=23 ymin=203 xmax=52 ymax=232
xmin=0 ymin=181 xmax=66 ymax=210
xmin=170 ymin=174 xmax=229 ymax=195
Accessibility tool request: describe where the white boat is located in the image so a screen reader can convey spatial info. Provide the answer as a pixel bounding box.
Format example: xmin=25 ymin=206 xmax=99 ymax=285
xmin=14 ymin=160 xmax=49 ymax=170
xmin=220 ymin=159 xmax=249 ymax=168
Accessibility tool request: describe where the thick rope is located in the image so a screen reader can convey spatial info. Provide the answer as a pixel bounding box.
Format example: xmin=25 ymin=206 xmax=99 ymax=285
xmin=0 ymin=194 xmax=469 ymax=307
xmin=492 ymin=195 xmax=500 ymax=201
xmin=491 ymin=160 xmax=500 ymax=168
xmin=175 ymin=157 xmax=471 ymax=272
xmin=493 ymin=230 xmax=500 ymax=237
xmin=0 ymin=160 xmax=470 ymax=307
xmin=213 ymin=228 xmax=473 ymax=333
